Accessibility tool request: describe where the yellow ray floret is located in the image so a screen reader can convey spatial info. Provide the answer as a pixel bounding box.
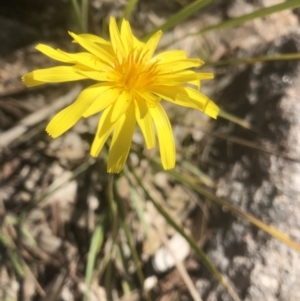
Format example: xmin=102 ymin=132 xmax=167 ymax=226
xmin=22 ymin=17 xmax=219 ymax=173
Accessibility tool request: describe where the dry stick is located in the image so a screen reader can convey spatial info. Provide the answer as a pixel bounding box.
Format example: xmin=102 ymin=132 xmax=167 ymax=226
xmin=180 ymin=123 xmax=300 ymax=163
xmin=0 ymin=85 xmax=81 ymax=149
xmin=153 ymin=223 xmax=203 ymax=301
xmin=23 ymin=264 xmax=46 ymax=298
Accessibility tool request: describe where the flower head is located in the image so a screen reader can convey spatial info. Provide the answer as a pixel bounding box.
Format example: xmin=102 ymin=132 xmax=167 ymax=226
xmin=22 ymin=17 xmax=219 ymax=173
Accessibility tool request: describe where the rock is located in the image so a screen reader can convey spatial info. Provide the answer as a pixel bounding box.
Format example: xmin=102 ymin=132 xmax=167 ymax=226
xmin=200 ymin=33 xmax=300 ymax=300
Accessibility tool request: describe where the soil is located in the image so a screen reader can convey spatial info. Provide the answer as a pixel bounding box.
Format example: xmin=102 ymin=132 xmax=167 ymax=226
xmin=0 ymin=1 xmax=300 ymax=301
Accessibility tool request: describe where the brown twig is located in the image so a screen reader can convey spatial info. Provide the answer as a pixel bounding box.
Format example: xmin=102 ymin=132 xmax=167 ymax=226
xmin=0 ymin=85 xmax=81 ymax=149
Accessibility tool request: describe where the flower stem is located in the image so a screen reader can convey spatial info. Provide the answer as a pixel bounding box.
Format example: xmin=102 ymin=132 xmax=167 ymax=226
xmin=71 ymin=0 xmax=84 ymax=32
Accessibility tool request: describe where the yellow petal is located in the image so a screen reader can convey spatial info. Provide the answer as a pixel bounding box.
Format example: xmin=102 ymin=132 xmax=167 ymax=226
xmin=181 ymin=87 xmax=219 ymax=118
xmin=158 ymin=59 xmax=203 ymax=73
xmin=135 ymin=93 xmax=148 ymax=118
xmin=90 ymin=105 xmax=117 ymax=157
xmin=57 ymin=50 xmax=112 ymax=70
xmin=107 ymin=104 xmax=136 ymax=173
xmin=149 ymin=85 xmax=219 ymax=118
xmin=152 ymin=50 xmax=187 ymax=63
xmin=75 ymin=68 xmax=118 ymax=82
xmin=77 ymin=34 xmax=111 ymax=46
xmin=22 ymin=72 xmax=46 ymax=87
xmin=69 ymin=31 xmax=114 ymax=63
xmin=135 ymin=90 xmax=160 ymax=110
xmin=142 ymin=30 xmax=162 ymax=62
xmin=149 ymin=103 xmax=175 ymax=170
xmin=204 ymin=101 xmax=219 ymax=119
xmin=76 ymin=34 xmax=114 ymax=54
xmin=82 ymin=88 xmax=121 ymax=117
xmin=154 ymin=71 xmax=213 ymax=85
xmin=149 ymin=85 xmax=198 ymax=109
xmin=135 ymin=99 xmax=155 ymax=149
xmin=110 ymin=91 xmax=132 ymax=123
xmin=133 ymin=35 xmax=145 ymax=48
xmin=188 ymin=79 xmax=201 ymax=90
xmin=109 ymin=17 xmax=126 ymax=59
xmin=46 ymin=84 xmax=109 ymax=138
xmin=120 ymin=19 xmax=134 ymax=54
xmin=36 ymin=44 xmax=74 ymax=63
xmin=31 ymin=66 xmax=87 ymax=83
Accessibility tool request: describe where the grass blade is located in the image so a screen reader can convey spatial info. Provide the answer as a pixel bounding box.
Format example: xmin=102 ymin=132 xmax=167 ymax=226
xmin=129 ymin=187 xmax=153 ymax=252
xmin=219 ymin=109 xmax=258 ymax=132
xmin=122 ymin=0 xmax=139 ymax=21
xmin=179 ymin=123 xmax=300 ymax=163
xmin=143 ymin=0 xmax=214 ymax=40
xmin=81 ymin=0 xmax=89 ymax=32
xmin=206 ymin=53 xmax=300 ymax=67
xmin=206 ymin=130 xmax=300 ymax=163
xmin=181 ymin=161 xmax=214 ymax=187
xmin=7 ymin=215 xmax=37 ymax=246
xmin=114 ymin=186 xmax=150 ymax=301
xmin=71 ymin=0 xmax=84 ymax=32
xmin=115 ymin=245 xmax=132 ymax=296
xmin=198 ymin=0 xmax=300 ymax=35
xmin=9 ymin=252 xmax=24 ymax=278
xmin=0 ymin=229 xmax=24 ymax=277
xmin=125 ymin=166 xmax=241 ymax=301
xmin=164 ymin=165 xmax=300 ymax=253
xmin=84 ymin=215 xmax=106 ymax=301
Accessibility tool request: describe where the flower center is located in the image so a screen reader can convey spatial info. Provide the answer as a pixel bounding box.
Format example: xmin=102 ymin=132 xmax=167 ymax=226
xmin=114 ymin=49 xmax=158 ymax=91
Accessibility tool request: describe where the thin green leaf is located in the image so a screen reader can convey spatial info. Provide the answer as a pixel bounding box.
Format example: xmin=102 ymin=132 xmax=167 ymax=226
xmin=0 ymin=230 xmax=24 ymax=277
xmin=7 ymin=215 xmax=37 ymax=246
xmin=206 ymin=53 xmax=300 ymax=67
xmin=164 ymin=164 xmax=300 ymax=253
xmin=121 ymin=279 xmax=131 ymax=297
xmin=95 ymin=237 xmax=115 ymax=281
xmin=104 ymin=260 xmax=114 ymax=300
xmin=143 ymin=0 xmax=214 ymax=40
xmin=115 ymin=188 xmax=151 ymax=301
xmin=99 ymin=175 xmax=119 ymax=300
xmin=107 ymin=175 xmax=119 ymax=240
xmin=84 ymin=215 xmax=106 ymax=301
xmin=71 ymin=0 xmax=84 ymax=32
xmin=129 ymin=187 xmax=153 ymax=252
xmin=198 ymin=0 xmax=300 ymax=35
xmin=206 ymin=130 xmax=300 ymax=163
xmin=179 ymin=123 xmax=300 ymax=163
xmin=122 ymin=0 xmax=139 ymax=21
xmin=115 ymin=245 xmax=132 ymax=296
xmin=219 ymin=109 xmax=258 ymax=132
xmin=125 ymin=166 xmax=241 ymax=301
xmin=81 ymin=0 xmax=89 ymax=32
xmin=159 ymin=0 xmax=300 ymax=50
xmin=181 ymin=161 xmax=214 ymax=187
xmin=10 ymin=252 xmax=25 ymax=278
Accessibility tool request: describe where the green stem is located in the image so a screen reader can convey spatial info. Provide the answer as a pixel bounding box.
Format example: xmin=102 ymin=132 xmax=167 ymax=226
xmin=81 ymin=0 xmax=89 ymax=32
xmin=114 ymin=181 xmax=151 ymax=301
xmin=71 ymin=0 xmax=84 ymax=32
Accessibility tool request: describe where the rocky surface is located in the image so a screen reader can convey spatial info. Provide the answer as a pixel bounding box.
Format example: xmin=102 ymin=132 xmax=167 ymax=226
xmin=200 ymin=33 xmax=300 ymax=301
xmin=1 ymin=0 xmax=300 ymax=300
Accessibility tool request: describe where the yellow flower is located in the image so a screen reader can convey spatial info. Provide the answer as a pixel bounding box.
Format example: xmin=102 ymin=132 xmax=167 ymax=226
xmin=22 ymin=17 xmax=219 ymax=173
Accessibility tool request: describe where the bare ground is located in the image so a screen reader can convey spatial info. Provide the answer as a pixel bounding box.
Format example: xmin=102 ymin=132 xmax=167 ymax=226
xmin=1 ymin=1 xmax=300 ymax=300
